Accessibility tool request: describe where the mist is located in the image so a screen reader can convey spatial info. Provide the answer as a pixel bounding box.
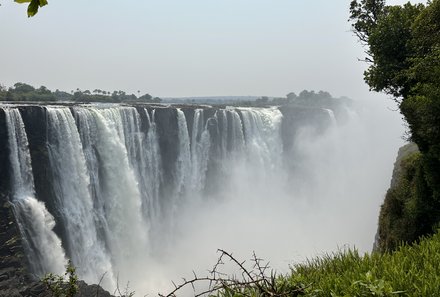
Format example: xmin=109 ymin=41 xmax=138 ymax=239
xmin=102 ymin=98 xmax=405 ymax=295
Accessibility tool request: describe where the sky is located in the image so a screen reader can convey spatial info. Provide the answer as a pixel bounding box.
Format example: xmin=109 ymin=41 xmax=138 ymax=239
xmin=0 ymin=0 xmax=426 ymax=98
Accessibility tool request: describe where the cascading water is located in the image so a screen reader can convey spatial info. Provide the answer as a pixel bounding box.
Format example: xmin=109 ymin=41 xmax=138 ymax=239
xmin=175 ymin=108 xmax=192 ymax=200
xmin=324 ymin=108 xmax=337 ymax=127
xmin=189 ymin=109 xmax=211 ymax=194
xmin=141 ymin=109 xmax=162 ymax=229
xmin=46 ymin=107 xmax=115 ymax=288
xmin=0 ymin=102 xmax=403 ymax=295
xmin=3 ymin=107 xmax=67 ymax=276
xmin=73 ymin=107 xmax=148 ymax=285
xmin=239 ymin=107 xmax=283 ymax=172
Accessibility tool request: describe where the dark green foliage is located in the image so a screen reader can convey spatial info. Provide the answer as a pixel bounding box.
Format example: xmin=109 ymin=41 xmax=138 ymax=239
xmin=350 ymin=1 xmax=424 ymax=97
xmin=366 ymin=3 xmax=424 ymax=97
xmin=349 ymin=0 xmax=385 ymax=42
xmin=350 ymin=0 xmax=440 ymax=250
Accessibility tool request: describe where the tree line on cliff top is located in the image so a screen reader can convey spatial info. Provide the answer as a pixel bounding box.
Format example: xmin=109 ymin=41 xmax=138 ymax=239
xmin=0 ymin=82 xmax=162 ymax=103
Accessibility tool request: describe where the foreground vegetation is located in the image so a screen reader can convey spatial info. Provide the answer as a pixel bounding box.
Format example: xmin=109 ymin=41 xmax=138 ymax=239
xmin=155 ymin=231 xmax=440 ymax=297
xmin=46 ymin=231 xmax=440 ymax=296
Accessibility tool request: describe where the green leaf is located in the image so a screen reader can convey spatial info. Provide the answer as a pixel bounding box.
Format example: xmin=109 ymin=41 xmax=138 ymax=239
xmin=27 ymin=0 xmax=39 ymax=17
xmin=15 ymin=0 xmax=47 ymax=17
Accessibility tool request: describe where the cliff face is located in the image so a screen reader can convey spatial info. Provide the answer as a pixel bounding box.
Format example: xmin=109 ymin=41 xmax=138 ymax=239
xmin=0 ymin=106 xmax=113 ymax=297
xmin=0 ymin=107 xmax=30 ymax=296
xmin=374 ymin=143 xmax=422 ymax=252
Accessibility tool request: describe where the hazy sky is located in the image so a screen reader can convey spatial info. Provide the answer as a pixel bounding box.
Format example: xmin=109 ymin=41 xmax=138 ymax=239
xmin=0 ymin=0 xmax=425 ymax=98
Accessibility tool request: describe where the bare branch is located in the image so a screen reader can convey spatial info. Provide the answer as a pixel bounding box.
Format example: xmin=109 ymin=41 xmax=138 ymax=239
xmin=158 ymin=249 xmax=305 ymax=297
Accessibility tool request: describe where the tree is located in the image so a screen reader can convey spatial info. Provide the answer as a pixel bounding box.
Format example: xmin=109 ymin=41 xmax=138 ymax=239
xmin=350 ymin=1 xmax=425 ymax=98
xmin=15 ymin=0 xmax=47 ymax=17
xmin=139 ymin=93 xmax=153 ymax=101
xmin=286 ymin=92 xmax=297 ymax=102
xmin=350 ymin=0 xmax=440 ymax=249
xmin=37 ymin=85 xmax=51 ymax=94
xmin=13 ymin=82 xmax=35 ymax=93
xmin=349 ymin=0 xmax=385 ymax=45
xmin=0 ymin=84 xmax=6 ymax=101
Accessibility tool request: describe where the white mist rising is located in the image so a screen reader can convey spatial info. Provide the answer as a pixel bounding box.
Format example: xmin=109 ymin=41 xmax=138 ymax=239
xmin=128 ymin=100 xmax=404 ymax=296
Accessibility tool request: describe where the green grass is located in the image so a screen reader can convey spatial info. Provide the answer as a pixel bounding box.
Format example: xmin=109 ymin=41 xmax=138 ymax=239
xmin=283 ymin=231 xmax=440 ymax=296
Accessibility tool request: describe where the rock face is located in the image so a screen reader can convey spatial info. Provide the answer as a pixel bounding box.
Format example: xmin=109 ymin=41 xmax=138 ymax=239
xmin=0 ymin=193 xmax=30 ymax=297
xmin=388 ymin=143 xmax=420 ymax=189
xmin=372 ymin=143 xmax=420 ymax=252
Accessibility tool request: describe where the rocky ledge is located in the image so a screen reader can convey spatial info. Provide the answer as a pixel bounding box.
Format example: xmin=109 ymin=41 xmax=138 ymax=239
xmin=0 ymin=194 xmax=114 ymax=297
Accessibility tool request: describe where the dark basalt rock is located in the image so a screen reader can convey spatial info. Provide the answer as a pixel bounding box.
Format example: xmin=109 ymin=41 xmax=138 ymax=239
xmin=19 ymin=106 xmax=71 ymax=254
xmin=0 ymin=193 xmax=29 ymax=297
xmin=154 ymin=108 xmax=179 ymax=206
xmin=0 ymin=108 xmax=10 ymax=196
xmin=279 ymin=105 xmax=332 ymax=153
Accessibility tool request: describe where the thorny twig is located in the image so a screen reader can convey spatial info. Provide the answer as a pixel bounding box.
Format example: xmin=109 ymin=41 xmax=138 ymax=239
xmin=158 ymin=249 xmax=306 ymax=297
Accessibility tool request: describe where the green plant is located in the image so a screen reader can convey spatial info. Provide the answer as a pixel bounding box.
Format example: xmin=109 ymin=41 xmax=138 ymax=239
xmin=42 ymin=260 xmax=79 ymax=297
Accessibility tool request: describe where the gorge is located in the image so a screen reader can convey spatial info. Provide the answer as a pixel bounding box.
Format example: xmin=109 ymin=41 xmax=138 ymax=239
xmin=0 ymin=101 xmax=402 ymax=295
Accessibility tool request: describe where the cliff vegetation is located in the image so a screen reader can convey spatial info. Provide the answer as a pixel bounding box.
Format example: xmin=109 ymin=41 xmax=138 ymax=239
xmin=349 ymin=0 xmax=440 ymax=251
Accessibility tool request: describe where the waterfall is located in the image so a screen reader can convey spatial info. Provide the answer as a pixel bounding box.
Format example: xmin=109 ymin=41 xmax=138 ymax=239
xmin=189 ymin=109 xmax=211 ymax=194
xmin=142 ymin=109 xmax=162 ymax=227
xmin=3 ymin=107 xmax=67 ymax=276
xmin=216 ymin=109 xmax=229 ymax=159
xmin=324 ymin=108 xmax=337 ymax=127
xmin=46 ymin=107 xmax=116 ymax=288
xmin=1 ymin=104 xmax=285 ymax=288
xmin=175 ymin=109 xmax=191 ymax=200
xmin=74 ymin=107 xmax=149 ymax=282
xmin=227 ymin=108 xmax=245 ymax=153
xmin=0 ymin=101 xmax=392 ymax=296
xmin=239 ymin=107 xmax=283 ymax=173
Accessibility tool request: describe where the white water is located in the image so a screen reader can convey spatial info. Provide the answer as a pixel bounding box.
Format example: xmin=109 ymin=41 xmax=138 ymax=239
xmin=189 ymin=109 xmax=211 ymax=194
xmin=74 ymin=107 xmax=149 ymax=288
xmin=3 ymin=107 xmax=67 ymax=276
xmin=142 ymin=109 xmax=162 ymax=230
xmin=175 ymin=108 xmax=192 ymax=201
xmin=46 ymin=107 xmax=115 ymax=288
